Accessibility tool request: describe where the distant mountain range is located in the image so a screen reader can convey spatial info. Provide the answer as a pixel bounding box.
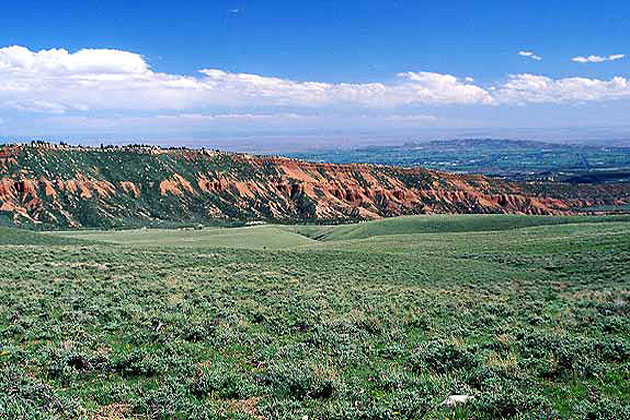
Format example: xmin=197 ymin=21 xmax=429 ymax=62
xmin=290 ymin=138 xmax=630 ymax=182
xmin=1 ymin=142 xmax=630 ymax=229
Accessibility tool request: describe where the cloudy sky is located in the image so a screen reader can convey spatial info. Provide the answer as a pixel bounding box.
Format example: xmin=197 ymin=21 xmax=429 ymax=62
xmin=2 ymin=0 xmax=630 ymax=149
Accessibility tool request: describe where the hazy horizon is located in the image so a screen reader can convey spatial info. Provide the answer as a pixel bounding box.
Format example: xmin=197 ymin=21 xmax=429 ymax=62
xmin=4 ymin=129 xmax=630 ymax=154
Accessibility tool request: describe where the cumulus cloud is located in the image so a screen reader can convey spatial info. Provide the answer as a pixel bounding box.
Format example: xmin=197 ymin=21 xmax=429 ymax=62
xmin=571 ymin=54 xmax=625 ymax=63
xmin=3 ymin=44 xmax=630 ymax=131
xmin=0 ymin=45 xmax=148 ymax=74
xmin=518 ymin=51 xmax=542 ymax=61
xmin=495 ymin=74 xmax=630 ymax=104
xmin=396 ymin=72 xmax=493 ymax=104
xmin=0 ymin=45 xmax=492 ymax=115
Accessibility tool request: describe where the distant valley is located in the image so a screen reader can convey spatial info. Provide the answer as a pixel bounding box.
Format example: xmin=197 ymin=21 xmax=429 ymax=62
xmin=291 ymin=138 xmax=630 ymax=183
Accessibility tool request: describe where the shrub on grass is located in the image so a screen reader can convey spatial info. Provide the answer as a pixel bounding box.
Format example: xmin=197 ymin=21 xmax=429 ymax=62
xmin=110 ymin=348 xmax=165 ymax=377
xmin=263 ymin=361 xmax=341 ymax=400
xmin=420 ymin=341 xmax=480 ymax=374
xmin=574 ymin=398 xmax=630 ymax=420
xmin=188 ymin=363 xmax=257 ymax=399
xmin=474 ymin=379 xmax=554 ymax=419
xmin=0 ymin=364 xmax=84 ymax=419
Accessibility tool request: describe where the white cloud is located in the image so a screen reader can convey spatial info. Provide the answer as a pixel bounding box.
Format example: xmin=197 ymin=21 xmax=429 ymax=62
xmin=396 ymin=72 xmax=493 ymax=105
xmin=195 ymin=69 xmax=492 ymax=106
xmin=3 ymin=44 xmax=630 ymax=133
xmin=571 ymin=54 xmax=625 ymax=63
xmin=0 ymin=45 xmax=148 ymax=74
xmin=495 ymin=74 xmax=630 ymax=104
xmin=518 ymin=51 xmax=542 ymax=61
xmin=0 ymin=45 xmax=492 ymax=115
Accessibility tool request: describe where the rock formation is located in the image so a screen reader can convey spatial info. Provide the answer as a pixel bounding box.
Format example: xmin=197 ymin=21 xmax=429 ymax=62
xmin=0 ymin=143 xmax=628 ymax=228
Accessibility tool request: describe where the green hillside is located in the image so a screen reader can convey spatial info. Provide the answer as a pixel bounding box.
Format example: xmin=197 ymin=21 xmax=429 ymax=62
xmin=1 ymin=215 xmax=629 ymax=419
xmin=51 ymin=225 xmax=315 ymax=249
xmin=0 ymin=226 xmax=86 ymax=246
xmin=291 ymin=213 xmax=630 ymax=241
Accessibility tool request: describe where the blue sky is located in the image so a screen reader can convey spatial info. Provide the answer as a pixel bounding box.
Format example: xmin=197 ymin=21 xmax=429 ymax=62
xmin=1 ymin=0 xmax=630 ymax=149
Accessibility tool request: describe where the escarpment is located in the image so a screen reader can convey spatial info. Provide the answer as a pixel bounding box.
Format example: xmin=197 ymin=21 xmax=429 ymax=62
xmin=1 ymin=144 xmax=628 ymax=228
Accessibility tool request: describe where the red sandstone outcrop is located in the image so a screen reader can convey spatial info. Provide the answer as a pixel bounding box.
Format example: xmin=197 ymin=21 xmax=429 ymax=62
xmin=1 ymin=144 xmax=629 ymax=227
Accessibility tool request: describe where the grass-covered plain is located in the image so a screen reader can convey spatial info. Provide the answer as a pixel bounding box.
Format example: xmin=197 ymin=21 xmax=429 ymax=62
xmin=48 ymin=225 xmax=315 ymax=249
xmin=1 ymin=215 xmax=629 ymax=419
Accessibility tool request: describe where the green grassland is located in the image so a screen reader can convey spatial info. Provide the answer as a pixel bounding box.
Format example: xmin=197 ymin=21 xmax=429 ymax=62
xmin=49 ymin=225 xmax=316 ymax=249
xmin=288 ymin=214 xmax=630 ymax=241
xmin=1 ymin=215 xmax=629 ymax=419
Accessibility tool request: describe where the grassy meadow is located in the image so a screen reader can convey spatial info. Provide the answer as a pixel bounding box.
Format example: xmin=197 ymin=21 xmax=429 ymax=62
xmin=1 ymin=215 xmax=629 ymax=419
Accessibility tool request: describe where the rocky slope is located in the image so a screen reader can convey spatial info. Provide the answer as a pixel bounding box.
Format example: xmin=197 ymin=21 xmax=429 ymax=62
xmin=1 ymin=143 xmax=629 ymax=228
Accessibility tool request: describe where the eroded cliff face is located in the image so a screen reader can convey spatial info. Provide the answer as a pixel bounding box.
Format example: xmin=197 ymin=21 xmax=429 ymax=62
xmin=0 ymin=144 xmax=628 ymax=228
